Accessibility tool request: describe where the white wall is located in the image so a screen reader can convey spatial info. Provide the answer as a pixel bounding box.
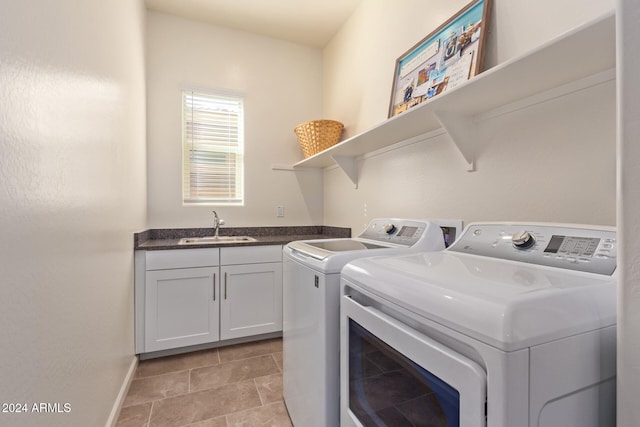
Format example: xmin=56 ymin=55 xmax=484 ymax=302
xmin=0 ymin=1 xmax=146 ymax=426
xmin=322 ymin=0 xmax=616 ymax=233
xmin=617 ymin=0 xmax=640 ymax=424
xmin=146 ymin=12 xmax=324 ymax=228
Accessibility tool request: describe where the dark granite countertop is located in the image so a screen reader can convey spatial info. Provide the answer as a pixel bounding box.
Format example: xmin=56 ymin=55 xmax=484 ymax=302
xmin=135 ymin=226 xmax=351 ymax=250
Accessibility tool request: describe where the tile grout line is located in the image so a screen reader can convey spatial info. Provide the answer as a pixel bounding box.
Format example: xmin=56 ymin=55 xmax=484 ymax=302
xmin=137 ymin=352 xmax=222 ymax=380
xmin=254 ymin=377 xmax=265 ymax=406
xmin=147 ymin=400 xmax=154 ymax=427
xmin=217 ymin=339 xmax=282 ymax=363
xmin=140 ymin=345 xmax=226 ymax=375
xmin=271 ymin=353 xmax=281 ymax=373
xmin=219 ymin=352 xmax=279 ymax=365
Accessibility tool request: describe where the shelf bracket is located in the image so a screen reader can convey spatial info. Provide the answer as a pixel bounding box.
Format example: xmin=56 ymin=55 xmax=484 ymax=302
xmin=331 ymin=155 xmax=358 ymax=188
xmin=433 ymin=110 xmax=477 ymax=172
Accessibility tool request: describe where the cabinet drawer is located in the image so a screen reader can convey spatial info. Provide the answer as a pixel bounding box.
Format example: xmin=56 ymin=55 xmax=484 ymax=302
xmin=220 ymin=245 xmax=282 ymax=265
xmin=146 ymin=249 xmax=220 ymax=270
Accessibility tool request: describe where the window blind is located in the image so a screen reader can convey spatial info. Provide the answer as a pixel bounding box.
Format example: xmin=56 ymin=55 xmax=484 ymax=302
xmin=182 ymin=90 xmax=244 ymax=205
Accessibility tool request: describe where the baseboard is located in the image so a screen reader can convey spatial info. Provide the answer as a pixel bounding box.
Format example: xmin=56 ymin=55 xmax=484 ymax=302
xmin=105 ymin=356 xmax=138 ymax=427
xmin=139 ymin=331 xmax=282 ymax=360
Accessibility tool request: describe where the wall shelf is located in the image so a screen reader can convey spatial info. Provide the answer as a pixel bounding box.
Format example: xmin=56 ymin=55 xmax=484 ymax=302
xmin=280 ymin=11 xmax=615 ymax=185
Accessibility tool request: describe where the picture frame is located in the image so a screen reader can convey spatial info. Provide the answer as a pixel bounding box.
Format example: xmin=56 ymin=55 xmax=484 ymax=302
xmin=388 ymin=0 xmax=492 ymax=117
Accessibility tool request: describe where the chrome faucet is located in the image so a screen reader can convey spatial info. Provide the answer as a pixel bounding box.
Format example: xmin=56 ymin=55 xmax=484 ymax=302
xmin=212 ymin=210 xmax=225 ymax=238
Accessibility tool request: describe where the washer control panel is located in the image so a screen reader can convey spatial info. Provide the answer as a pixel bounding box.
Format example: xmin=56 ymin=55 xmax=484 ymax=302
xmin=356 ymin=219 xmax=458 ymax=248
xmin=449 ymin=223 xmax=616 ymax=275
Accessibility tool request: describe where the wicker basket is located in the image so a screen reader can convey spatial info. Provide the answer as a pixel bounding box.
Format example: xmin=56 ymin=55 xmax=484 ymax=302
xmin=294 ymin=120 xmax=344 ymax=158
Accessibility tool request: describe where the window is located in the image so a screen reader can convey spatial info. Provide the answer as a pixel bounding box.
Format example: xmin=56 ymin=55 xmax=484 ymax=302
xmin=182 ymin=90 xmax=244 ymax=205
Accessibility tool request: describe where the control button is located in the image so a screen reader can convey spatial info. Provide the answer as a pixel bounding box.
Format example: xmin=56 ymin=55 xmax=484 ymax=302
xmin=602 ymin=243 xmax=613 ymax=249
xmin=512 ymin=230 xmax=536 ymax=250
xmin=578 ymin=258 xmax=590 ymax=263
xmin=384 ymin=223 xmax=397 ymax=234
xmin=555 ymin=255 xmax=565 ymax=260
xmin=566 ymin=257 xmax=577 ymax=263
xmin=473 ymin=229 xmax=482 ymax=236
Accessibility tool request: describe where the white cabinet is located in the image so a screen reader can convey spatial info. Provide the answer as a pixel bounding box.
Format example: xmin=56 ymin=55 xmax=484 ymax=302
xmin=220 ymin=246 xmax=283 ymax=340
xmin=139 ymin=248 xmax=220 ymax=353
xmin=145 ymin=266 xmax=219 ymax=352
xmin=135 ymin=245 xmax=283 ymax=354
xmin=220 ymin=263 xmax=283 ymax=340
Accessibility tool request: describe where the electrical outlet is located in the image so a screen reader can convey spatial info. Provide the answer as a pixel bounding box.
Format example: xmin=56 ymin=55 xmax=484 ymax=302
xmin=276 ymin=205 xmax=284 ymax=217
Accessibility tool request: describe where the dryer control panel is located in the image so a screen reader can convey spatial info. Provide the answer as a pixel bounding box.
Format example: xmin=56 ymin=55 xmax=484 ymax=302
xmin=449 ymin=223 xmax=617 ymax=275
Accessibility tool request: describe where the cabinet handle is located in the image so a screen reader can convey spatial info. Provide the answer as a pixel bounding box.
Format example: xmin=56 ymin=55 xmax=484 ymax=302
xmin=224 ymin=272 xmax=228 ymax=299
xmin=213 ymin=273 xmax=216 ymax=301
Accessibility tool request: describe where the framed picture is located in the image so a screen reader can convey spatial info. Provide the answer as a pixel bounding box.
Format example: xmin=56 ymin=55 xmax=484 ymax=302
xmin=388 ymin=0 xmax=492 ymax=117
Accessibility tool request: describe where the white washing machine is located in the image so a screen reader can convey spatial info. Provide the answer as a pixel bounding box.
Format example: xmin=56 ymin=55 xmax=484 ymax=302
xmin=340 ymin=223 xmax=617 ymax=427
xmin=283 ymin=218 xmax=462 ymax=427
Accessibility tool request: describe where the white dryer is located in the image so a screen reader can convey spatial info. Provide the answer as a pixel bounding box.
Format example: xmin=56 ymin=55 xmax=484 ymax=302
xmin=340 ymin=223 xmax=617 ymax=427
xmin=283 ymin=218 xmax=462 ymax=427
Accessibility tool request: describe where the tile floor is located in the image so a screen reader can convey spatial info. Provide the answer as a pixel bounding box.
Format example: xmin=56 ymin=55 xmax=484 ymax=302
xmin=116 ymin=338 xmax=293 ymax=427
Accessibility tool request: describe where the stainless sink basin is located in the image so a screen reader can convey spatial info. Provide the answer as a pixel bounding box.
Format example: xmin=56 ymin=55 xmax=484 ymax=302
xmin=178 ymin=236 xmax=257 ymax=245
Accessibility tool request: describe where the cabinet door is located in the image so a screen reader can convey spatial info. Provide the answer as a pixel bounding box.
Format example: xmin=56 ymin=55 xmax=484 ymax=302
xmin=220 ymin=262 xmax=283 ymax=340
xmin=145 ymin=267 xmax=219 ymax=352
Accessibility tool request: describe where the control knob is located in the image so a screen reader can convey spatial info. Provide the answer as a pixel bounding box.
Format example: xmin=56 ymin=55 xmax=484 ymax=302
xmin=384 ymin=223 xmax=397 ymax=234
xmin=512 ymin=230 xmax=536 ymax=249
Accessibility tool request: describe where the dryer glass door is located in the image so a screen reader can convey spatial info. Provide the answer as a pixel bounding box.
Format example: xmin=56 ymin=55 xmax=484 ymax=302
xmin=342 ymin=295 xmax=487 ymax=427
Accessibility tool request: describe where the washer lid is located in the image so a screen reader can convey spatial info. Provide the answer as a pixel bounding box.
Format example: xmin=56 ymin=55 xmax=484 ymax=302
xmin=341 ymin=251 xmax=617 ymax=352
xmin=288 ymin=239 xmax=394 ymax=261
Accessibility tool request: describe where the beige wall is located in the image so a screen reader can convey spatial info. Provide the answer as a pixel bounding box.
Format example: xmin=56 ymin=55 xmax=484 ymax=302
xmin=0 ymin=1 xmax=624 ymax=423
xmin=146 ymin=12 xmax=324 ymax=228
xmin=0 ymin=0 xmax=147 ymax=426
xmin=322 ymin=0 xmax=616 ymax=233
xmin=617 ymin=0 xmax=640 ymax=423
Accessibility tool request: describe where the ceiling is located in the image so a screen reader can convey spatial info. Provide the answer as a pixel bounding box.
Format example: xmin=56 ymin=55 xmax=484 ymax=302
xmin=145 ymin=0 xmax=361 ymax=48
